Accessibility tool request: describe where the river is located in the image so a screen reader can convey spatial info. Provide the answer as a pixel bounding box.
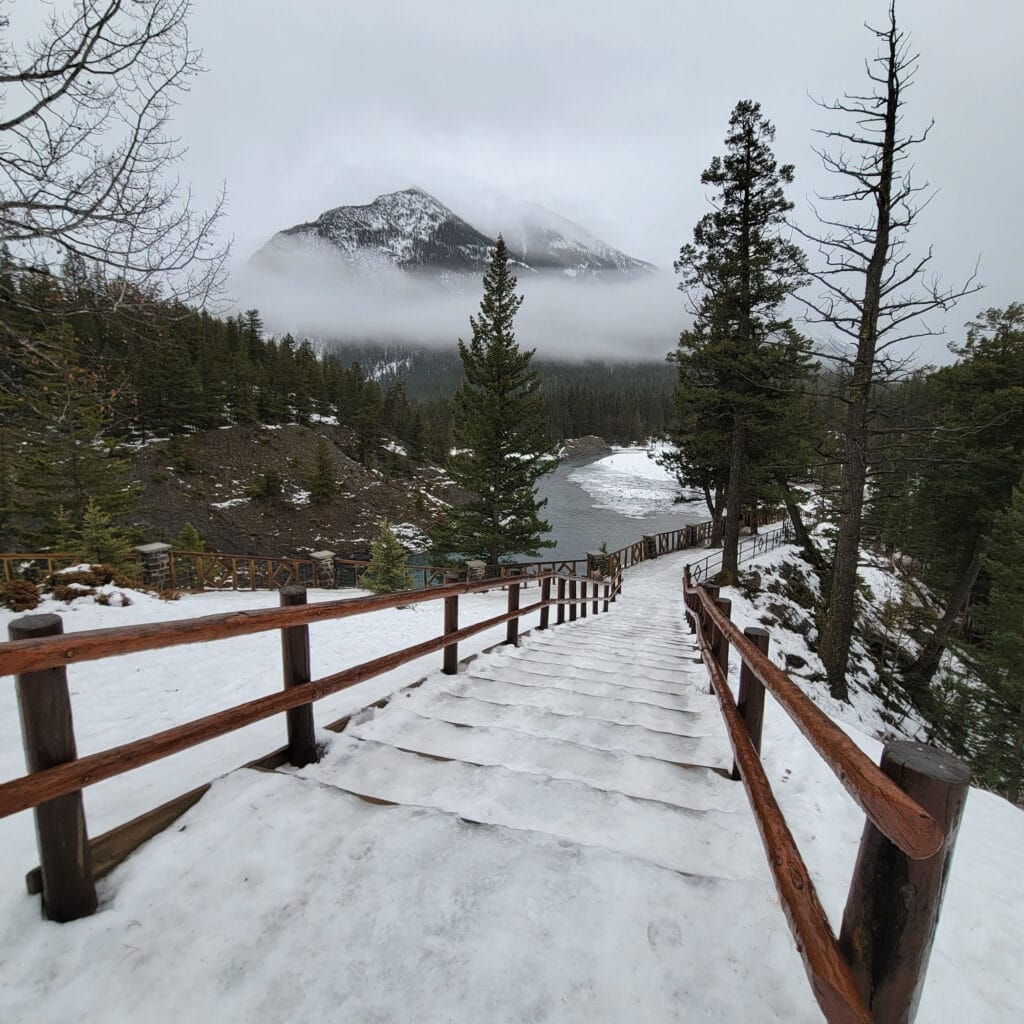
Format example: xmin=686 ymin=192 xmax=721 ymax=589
xmin=532 ymin=448 xmax=709 ymax=562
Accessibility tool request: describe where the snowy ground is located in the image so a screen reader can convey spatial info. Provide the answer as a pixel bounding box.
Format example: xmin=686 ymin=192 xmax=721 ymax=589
xmin=0 ymin=583 xmax=513 ymax=925
xmin=1 ymin=547 xmax=1022 ymax=1022
xmin=567 ymin=446 xmax=702 ymax=519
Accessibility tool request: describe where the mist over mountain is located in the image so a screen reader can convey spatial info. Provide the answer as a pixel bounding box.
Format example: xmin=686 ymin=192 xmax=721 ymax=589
xmin=240 ymin=188 xmax=676 ymax=362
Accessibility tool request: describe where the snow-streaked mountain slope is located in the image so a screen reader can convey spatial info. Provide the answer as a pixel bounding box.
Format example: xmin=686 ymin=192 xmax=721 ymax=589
xmin=250 ymin=188 xmax=654 ymax=281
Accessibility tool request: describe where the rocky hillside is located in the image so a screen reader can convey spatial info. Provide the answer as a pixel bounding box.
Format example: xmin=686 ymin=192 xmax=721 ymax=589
xmin=132 ymin=423 xmax=459 ymax=558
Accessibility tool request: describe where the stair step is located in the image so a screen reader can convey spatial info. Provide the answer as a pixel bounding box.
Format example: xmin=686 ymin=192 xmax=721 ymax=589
xmin=394 ymin=687 xmax=731 ymax=768
xmin=348 ymin=706 xmax=739 ymax=812
xmin=525 ymin=633 xmax=699 ymax=665
xmin=495 ymin=647 xmax=700 ymax=687
xmin=288 ymin=735 xmax=763 ymax=881
xmin=442 ymin=676 xmax=709 ymax=734
xmin=465 ymin=665 xmax=709 ymax=713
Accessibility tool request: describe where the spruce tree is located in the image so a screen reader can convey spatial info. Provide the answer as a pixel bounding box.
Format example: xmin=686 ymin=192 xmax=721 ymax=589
xmin=671 ymin=99 xmax=808 ymax=579
xmin=362 ymin=520 xmax=414 ymax=594
xmin=78 ymin=498 xmax=136 ymax=570
xmin=433 ymin=237 xmax=555 ymax=566
xmin=309 ymin=436 xmax=338 ymax=504
xmin=968 ymin=486 xmax=1024 ymax=802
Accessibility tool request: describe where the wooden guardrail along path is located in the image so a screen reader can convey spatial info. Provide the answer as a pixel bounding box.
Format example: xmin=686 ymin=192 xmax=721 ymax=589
xmin=0 ymin=521 xmax=966 ymax=1022
xmin=683 ymin=568 xmax=969 ymax=1024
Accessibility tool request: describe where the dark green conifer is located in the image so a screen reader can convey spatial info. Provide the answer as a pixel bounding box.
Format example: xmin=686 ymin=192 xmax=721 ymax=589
xmin=432 ymin=238 xmax=555 ymax=566
xmin=362 ymin=520 xmax=413 ymax=594
xmin=309 ymin=436 xmax=338 ymax=504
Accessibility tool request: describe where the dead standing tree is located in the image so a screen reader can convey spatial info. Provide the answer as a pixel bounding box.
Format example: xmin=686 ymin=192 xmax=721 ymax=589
xmin=797 ymin=2 xmax=978 ymax=700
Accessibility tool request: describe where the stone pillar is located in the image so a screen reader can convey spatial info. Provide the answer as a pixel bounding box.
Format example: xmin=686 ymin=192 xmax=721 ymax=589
xmin=309 ymin=550 xmax=336 ymax=588
xmin=642 ymin=534 xmax=657 ymax=560
xmin=586 ymin=550 xmax=608 ymax=579
xmin=134 ymin=542 xmax=172 ymax=590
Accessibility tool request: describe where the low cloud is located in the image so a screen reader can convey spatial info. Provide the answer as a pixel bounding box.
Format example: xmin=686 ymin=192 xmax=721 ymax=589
xmin=234 ymin=248 xmax=684 ymax=362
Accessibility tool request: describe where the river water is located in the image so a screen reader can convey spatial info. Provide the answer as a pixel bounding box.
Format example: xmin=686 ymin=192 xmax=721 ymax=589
xmin=532 ymin=450 xmax=709 ymax=562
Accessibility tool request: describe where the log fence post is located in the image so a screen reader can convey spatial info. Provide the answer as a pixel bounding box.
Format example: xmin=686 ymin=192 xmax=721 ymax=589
xmin=732 ymin=627 xmax=769 ymax=781
xmin=9 ymin=614 xmax=97 ymax=922
xmin=839 ymin=742 xmax=970 ymax=1024
xmin=539 ymin=576 xmax=551 ymax=630
xmin=569 ymin=580 xmax=577 ymax=622
xmin=603 ymin=582 xmax=610 ymax=613
xmin=580 ymin=581 xmax=588 ymax=619
xmin=557 ymin=578 xmax=566 ymax=625
xmin=505 ymin=581 xmax=520 ymax=645
xmin=443 ymin=594 xmax=459 ymax=673
xmin=279 ymin=587 xmax=318 ymax=767
xmin=592 ymin=582 xmax=599 ymax=615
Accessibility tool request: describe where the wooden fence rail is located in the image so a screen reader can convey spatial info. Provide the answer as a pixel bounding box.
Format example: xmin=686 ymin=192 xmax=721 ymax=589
xmin=1 ymin=563 xmax=622 ymax=921
xmin=683 ymin=567 xmax=968 ymax=1024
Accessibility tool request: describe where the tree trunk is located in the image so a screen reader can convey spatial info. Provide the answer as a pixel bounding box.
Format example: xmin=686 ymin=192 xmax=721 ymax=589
xmin=776 ymin=474 xmax=825 ymax=570
xmin=721 ymin=416 xmax=746 ymax=580
xmin=709 ymin=487 xmax=726 ymax=548
xmin=909 ymin=539 xmax=983 ymax=681
xmin=819 ymin=21 xmax=899 ymax=702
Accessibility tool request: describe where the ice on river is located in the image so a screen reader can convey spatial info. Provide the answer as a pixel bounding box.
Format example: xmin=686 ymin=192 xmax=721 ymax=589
xmin=567 ymin=447 xmax=698 ymax=519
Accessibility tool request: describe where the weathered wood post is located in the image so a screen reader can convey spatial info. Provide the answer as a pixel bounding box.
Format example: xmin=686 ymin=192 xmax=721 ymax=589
xmin=713 ymin=598 xmax=732 ymax=676
xmin=279 ymin=587 xmax=318 ymax=767
xmin=840 ymin=742 xmax=970 ymax=1024
xmin=732 ymin=627 xmax=770 ymax=781
xmin=9 ymin=614 xmax=97 ymax=922
xmin=569 ymin=580 xmax=577 ymax=622
xmin=603 ymin=582 xmax=610 ymax=613
xmin=505 ymin=580 xmax=520 ymax=645
xmin=557 ymin=578 xmax=566 ymax=625
xmin=539 ymin=576 xmax=551 ymax=630
xmin=443 ymin=593 xmax=459 ymax=673
xmin=592 ymin=582 xmax=599 ymax=615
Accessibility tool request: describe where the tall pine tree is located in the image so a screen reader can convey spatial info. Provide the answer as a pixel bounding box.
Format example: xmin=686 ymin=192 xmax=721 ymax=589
xmin=671 ymin=100 xmax=808 ymax=579
xmin=433 ymin=238 xmax=555 ymax=566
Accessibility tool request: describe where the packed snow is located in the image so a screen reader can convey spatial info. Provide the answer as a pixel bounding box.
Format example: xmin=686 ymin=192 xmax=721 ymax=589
xmin=0 ymin=547 xmax=1021 ymax=1023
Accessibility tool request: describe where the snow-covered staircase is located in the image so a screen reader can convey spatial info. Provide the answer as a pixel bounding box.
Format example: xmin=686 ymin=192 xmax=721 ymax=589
xmin=280 ymin=572 xmax=769 ymax=883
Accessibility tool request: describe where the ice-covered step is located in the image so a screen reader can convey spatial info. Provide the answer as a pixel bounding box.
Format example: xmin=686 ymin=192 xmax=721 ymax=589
xmin=532 ymin=636 xmax=699 ymax=665
xmin=394 ymin=687 xmax=731 ymax=769
xmin=489 ymin=647 xmax=702 ymax=688
xmin=464 ymin=665 xmax=708 ymax=714
xmin=347 ymin=706 xmax=740 ymax=812
xmin=290 ymin=735 xmax=764 ymax=881
xmin=441 ymin=676 xmax=711 ymax=735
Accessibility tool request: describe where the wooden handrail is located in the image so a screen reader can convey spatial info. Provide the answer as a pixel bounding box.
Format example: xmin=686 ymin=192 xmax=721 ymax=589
xmin=0 ymin=588 xmax=572 ymax=818
xmin=0 ymin=569 xmax=602 ymax=678
xmin=684 ymin=571 xmax=944 ymax=861
xmin=695 ymin=622 xmax=874 ymax=1024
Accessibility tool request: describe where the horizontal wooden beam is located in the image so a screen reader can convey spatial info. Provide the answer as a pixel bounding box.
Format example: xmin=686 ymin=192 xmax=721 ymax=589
xmin=686 ymin=576 xmax=943 ymax=861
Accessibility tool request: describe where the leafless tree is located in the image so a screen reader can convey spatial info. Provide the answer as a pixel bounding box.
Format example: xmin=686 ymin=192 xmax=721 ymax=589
xmin=0 ymin=0 xmax=227 ymax=336
xmin=796 ymin=2 xmax=979 ymax=700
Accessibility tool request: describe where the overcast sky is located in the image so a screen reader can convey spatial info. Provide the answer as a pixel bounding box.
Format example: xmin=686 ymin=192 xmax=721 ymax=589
xmin=148 ymin=2 xmax=1024 ymax=360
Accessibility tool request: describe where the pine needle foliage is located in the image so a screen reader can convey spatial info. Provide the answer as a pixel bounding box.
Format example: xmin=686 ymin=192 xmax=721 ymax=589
xmin=363 ymin=520 xmax=413 ymax=594
xmin=433 ymin=238 xmax=555 ymax=566
xmin=309 ymin=436 xmax=338 ymax=504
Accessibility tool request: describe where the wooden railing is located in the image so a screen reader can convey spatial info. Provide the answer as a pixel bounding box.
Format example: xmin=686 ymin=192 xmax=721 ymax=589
xmin=1 ymin=564 xmax=621 ymax=921
xmin=0 ymin=552 xmax=83 ymax=582
xmin=683 ymin=568 xmax=969 ymax=1024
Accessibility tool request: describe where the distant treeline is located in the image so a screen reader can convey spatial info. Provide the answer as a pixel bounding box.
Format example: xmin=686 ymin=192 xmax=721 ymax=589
xmin=324 ymin=341 xmax=676 ymax=443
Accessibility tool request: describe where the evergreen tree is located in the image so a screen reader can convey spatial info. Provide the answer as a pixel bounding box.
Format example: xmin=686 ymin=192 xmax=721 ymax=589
xmin=433 ymin=238 xmax=555 ymax=566
xmin=362 ymin=520 xmax=414 ymax=594
xmin=671 ymin=99 xmax=808 ymax=579
xmin=309 ymin=436 xmax=338 ymax=504
xmin=173 ymin=522 xmax=206 ymax=551
xmin=966 ymin=486 xmax=1024 ymax=802
xmin=78 ymin=498 xmax=136 ymax=570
